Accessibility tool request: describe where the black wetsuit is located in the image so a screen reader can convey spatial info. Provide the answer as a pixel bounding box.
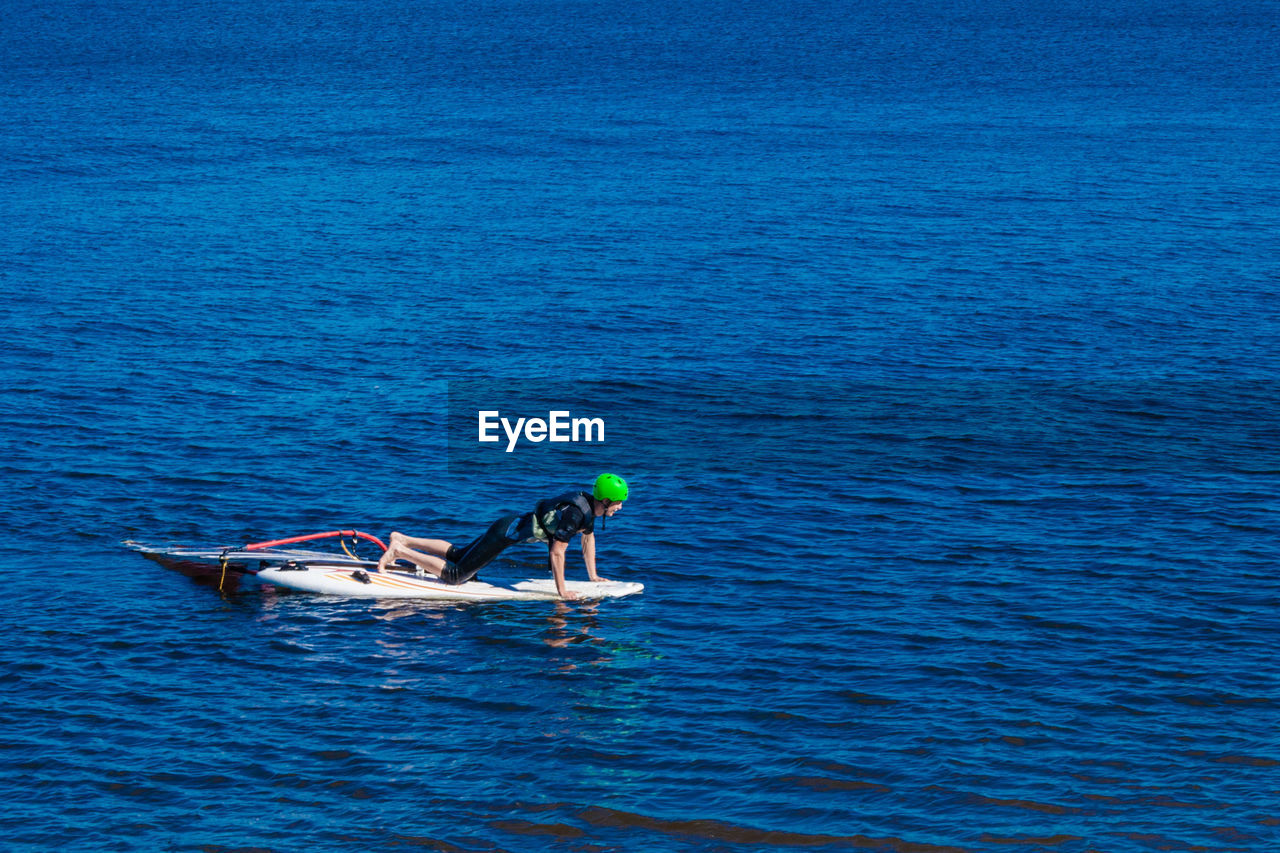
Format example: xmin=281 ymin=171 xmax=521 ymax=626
xmin=440 ymin=490 xmax=596 ymax=584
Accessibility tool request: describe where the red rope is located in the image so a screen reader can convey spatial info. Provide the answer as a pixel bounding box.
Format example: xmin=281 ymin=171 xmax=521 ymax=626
xmin=244 ymin=529 xmax=388 ymax=552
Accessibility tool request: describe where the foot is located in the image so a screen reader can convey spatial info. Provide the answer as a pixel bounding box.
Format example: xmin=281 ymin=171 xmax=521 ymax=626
xmin=375 ymin=532 xmax=403 ymax=573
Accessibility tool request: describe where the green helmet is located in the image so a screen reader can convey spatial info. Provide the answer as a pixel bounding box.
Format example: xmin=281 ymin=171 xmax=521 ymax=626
xmin=593 ymin=473 xmax=629 ymax=503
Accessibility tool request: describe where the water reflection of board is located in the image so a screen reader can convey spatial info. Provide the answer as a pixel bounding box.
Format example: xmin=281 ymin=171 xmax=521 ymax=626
xmin=258 ymin=562 xmax=644 ymax=601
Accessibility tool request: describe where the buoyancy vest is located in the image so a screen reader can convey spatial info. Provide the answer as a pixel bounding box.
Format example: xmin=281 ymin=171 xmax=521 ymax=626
xmin=530 ymin=490 xmax=595 ymax=542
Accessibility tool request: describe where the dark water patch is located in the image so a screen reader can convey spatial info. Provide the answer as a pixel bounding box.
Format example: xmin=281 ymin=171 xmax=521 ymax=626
xmin=1181 ymin=751 xmax=1279 ymax=768
xmin=977 ymin=835 xmax=1081 ymax=848
xmin=959 ymin=790 xmax=1087 ymax=817
xmin=381 ymin=836 xmax=480 ymax=852
xmin=573 ymin=804 xmax=971 ymax=852
xmin=778 ymin=775 xmax=894 ymax=794
xmin=834 ymin=690 xmax=901 ymax=707
xmin=489 ymin=818 xmax=584 ymax=840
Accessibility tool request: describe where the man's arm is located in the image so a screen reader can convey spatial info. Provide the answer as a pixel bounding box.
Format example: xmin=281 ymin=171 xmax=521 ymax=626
xmin=581 ymin=531 xmax=605 ymax=582
xmin=548 ymin=538 xmax=578 ymax=600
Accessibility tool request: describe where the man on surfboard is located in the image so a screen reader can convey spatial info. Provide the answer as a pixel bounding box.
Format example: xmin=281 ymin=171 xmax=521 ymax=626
xmin=374 ymin=473 xmax=629 ymax=601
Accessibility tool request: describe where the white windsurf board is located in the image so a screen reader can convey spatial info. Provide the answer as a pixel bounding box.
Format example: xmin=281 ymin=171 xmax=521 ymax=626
xmin=257 ymin=562 xmax=643 ymax=601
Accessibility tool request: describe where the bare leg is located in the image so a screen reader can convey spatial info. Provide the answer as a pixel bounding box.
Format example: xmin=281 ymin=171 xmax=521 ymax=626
xmin=377 ymin=531 xmax=453 ymax=575
xmin=391 ymin=533 xmax=453 ymax=553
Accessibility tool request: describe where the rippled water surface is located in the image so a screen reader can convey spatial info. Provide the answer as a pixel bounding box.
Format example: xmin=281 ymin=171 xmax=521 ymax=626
xmin=3 ymin=0 xmax=1279 ymax=850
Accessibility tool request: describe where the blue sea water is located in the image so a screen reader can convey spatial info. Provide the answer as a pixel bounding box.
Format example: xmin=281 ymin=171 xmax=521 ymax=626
xmin=3 ymin=0 xmax=1279 ymax=850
